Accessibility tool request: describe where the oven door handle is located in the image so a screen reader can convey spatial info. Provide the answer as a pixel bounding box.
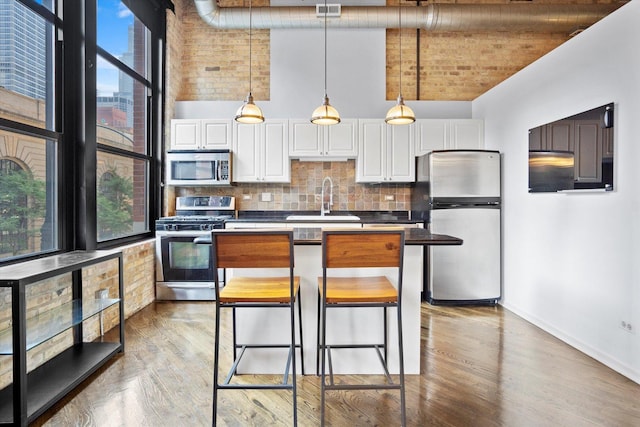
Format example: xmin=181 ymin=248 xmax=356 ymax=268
xmin=156 ymin=232 xmax=211 ymax=237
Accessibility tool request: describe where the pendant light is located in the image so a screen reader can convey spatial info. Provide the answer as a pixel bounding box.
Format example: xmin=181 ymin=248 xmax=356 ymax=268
xmin=311 ymin=0 xmax=340 ymax=125
xmin=235 ymin=0 xmax=264 ymax=124
xmin=385 ymin=4 xmax=415 ymax=125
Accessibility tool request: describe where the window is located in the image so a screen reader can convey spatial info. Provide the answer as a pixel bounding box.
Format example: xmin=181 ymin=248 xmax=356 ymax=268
xmin=0 ymin=0 xmax=169 ymax=262
xmin=95 ymin=0 xmax=153 ymax=242
xmin=0 ymin=0 xmax=58 ymax=262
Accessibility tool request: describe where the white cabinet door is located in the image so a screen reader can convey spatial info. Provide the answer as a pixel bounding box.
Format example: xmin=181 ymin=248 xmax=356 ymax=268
xmin=234 ymin=120 xmax=290 ymax=183
xmin=357 ymin=120 xmax=414 ymax=183
xmin=289 ymin=118 xmax=357 ymax=158
xmin=170 ymin=119 xmax=232 ymax=150
xmin=387 ymin=123 xmax=415 ymax=182
xmin=415 ymin=119 xmax=447 ymax=156
xmin=170 ymin=119 xmax=200 ymax=150
xmin=326 ymin=119 xmax=358 ymax=157
xmin=233 ymin=123 xmax=261 ymax=182
xmin=357 ymin=120 xmax=386 ymax=182
xmin=262 ymin=120 xmax=290 ymax=183
xmin=288 ymin=120 xmax=323 ymax=157
xmin=415 ymin=119 xmax=484 ymax=155
xmin=448 ymin=119 xmax=484 ymax=149
xmin=201 ymin=119 xmax=232 ymax=150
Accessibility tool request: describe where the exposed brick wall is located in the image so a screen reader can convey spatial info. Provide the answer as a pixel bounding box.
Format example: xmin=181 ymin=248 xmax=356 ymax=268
xmin=384 ymin=0 xmax=619 ymax=101
xmin=0 ymin=239 xmax=155 ymax=389
xmin=175 ymin=0 xmax=270 ymax=102
xmin=386 ymin=28 xmax=571 ymax=101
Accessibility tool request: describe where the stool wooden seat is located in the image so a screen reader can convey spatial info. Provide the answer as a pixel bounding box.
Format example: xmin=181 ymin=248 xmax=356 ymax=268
xmin=220 ymin=276 xmax=300 ymax=303
xmin=319 ymin=276 xmax=398 ymax=303
xmin=317 ymin=229 xmax=406 ymax=426
xmin=211 ymin=230 xmax=303 ymax=426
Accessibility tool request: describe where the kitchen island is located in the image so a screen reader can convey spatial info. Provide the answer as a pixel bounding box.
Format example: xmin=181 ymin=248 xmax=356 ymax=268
xmin=196 ymin=227 xmax=462 ymax=375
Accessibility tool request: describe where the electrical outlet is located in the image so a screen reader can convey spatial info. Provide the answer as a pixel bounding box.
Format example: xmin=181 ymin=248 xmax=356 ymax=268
xmin=242 ymin=194 xmax=252 ymax=200
xmin=620 ymin=321 xmax=635 ymax=334
xmin=384 ymin=195 xmax=395 ymax=201
xmin=261 ymin=192 xmax=272 ymax=202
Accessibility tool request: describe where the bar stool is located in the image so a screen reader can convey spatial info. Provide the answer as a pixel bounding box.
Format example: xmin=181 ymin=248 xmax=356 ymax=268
xmin=210 ymin=229 xmax=303 ymax=425
xmin=317 ymin=228 xmax=406 ymax=426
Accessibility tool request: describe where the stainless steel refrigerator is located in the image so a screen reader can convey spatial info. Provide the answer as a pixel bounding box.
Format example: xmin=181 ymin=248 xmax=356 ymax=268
xmin=412 ymin=150 xmax=501 ymax=305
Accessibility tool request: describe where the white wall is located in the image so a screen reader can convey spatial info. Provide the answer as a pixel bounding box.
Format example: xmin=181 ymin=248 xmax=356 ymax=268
xmin=473 ymin=1 xmax=640 ymax=383
xmin=176 ymin=28 xmax=471 ymax=119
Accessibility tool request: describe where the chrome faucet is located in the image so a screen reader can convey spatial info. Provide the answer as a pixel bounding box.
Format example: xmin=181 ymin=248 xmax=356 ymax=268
xmin=321 ymin=176 xmax=333 ymax=216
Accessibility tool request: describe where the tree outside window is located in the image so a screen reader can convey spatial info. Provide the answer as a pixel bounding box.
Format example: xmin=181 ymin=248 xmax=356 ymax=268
xmin=97 ymin=169 xmax=133 ymax=241
xmin=0 ymin=159 xmax=46 ymax=257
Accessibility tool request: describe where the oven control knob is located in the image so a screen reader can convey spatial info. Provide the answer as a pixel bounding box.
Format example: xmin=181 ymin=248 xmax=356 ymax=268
xmin=166 ymin=224 xmax=178 ymax=231
xmin=200 ymin=224 xmax=212 ymax=231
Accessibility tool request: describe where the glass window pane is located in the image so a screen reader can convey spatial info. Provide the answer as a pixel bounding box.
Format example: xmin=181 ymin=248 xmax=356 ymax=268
xmin=0 ymin=0 xmax=56 ymax=130
xmin=97 ymin=62 xmax=147 ymax=154
xmin=0 ymin=132 xmax=58 ymax=261
xmin=32 ymin=0 xmax=55 ymax=13
xmin=97 ymin=0 xmax=149 ymax=78
xmin=96 ymin=152 xmax=148 ymax=242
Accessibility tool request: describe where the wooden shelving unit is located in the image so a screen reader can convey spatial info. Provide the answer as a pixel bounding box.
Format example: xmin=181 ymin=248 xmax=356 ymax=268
xmin=0 ymin=250 xmax=125 ymax=426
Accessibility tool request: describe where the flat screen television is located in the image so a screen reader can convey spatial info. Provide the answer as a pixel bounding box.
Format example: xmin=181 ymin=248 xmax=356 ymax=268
xmin=528 ymin=103 xmax=614 ymax=193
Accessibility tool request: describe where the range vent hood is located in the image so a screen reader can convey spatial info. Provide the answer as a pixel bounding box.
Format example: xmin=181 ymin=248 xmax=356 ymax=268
xmin=194 ymin=0 xmax=623 ymax=33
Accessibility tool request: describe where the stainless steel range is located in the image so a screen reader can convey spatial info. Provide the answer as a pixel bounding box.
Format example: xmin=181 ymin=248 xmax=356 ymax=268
xmin=155 ymin=195 xmax=235 ymax=301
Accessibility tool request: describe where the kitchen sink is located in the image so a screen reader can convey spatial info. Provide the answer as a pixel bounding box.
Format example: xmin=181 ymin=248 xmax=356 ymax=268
xmin=286 ymin=215 xmax=361 ymax=221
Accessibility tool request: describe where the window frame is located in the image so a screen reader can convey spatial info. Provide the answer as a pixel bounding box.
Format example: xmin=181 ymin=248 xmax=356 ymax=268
xmin=73 ymin=0 xmax=167 ymax=251
xmin=0 ymin=0 xmax=63 ymax=264
xmin=0 ymin=0 xmax=170 ymax=265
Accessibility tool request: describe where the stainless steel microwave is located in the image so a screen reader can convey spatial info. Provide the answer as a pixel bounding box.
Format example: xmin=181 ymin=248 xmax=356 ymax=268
xmin=166 ymin=150 xmax=232 ymax=186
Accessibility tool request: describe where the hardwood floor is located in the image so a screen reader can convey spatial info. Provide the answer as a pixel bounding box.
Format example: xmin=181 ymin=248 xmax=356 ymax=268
xmin=33 ymin=302 xmax=640 ymax=426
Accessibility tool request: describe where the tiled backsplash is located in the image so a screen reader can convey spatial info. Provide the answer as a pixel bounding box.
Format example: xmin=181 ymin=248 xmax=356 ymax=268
xmin=172 ymin=160 xmax=411 ymax=214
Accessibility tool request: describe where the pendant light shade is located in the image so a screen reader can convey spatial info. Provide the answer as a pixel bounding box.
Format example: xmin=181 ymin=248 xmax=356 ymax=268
xmin=311 ymin=95 xmax=341 ymax=125
xmin=385 ymin=5 xmax=415 ymax=125
xmin=385 ymin=94 xmax=415 ymax=125
xmin=235 ymin=0 xmax=264 ymax=124
xmin=235 ymin=93 xmax=264 ymax=124
xmin=311 ymin=0 xmax=340 ymax=125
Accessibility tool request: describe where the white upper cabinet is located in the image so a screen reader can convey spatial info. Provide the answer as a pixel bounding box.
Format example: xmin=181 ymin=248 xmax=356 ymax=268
xmin=387 ymin=123 xmax=415 ymax=181
xmin=170 ymin=119 xmax=232 ymax=150
xmin=449 ymin=119 xmax=484 ymax=150
xmin=201 ymin=119 xmax=233 ymax=150
xmin=415 ymin=119 xmax=484 ymax=156
xmin=233 ymin=119 xmax=290 ymax=183
xmin=288 ymin=120 xmax=321 ymax=156
xmin=171 ymin=119 xmax=200 ymax=150
xmin=415 ymin=119 xmax=447 ymax=155
xmin=289 ymin=119 xmax=358 ymax=159
xmin=326 ymin=119 xmax=358 ymax=157
xmin=356 ymin=119 xmax=415 ymax=183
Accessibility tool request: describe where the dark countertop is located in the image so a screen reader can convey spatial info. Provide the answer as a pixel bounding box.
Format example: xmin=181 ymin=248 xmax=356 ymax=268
xmin=195 ymin=227 xmax=462 ymax=247
xmin=229 ymin=210 xmax=418 ymax=224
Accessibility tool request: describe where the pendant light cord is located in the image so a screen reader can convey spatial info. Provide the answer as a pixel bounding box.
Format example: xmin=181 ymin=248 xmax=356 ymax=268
xmin=249 ymin=0 xmax=253 ymax=95
xmin=323 ymin=0 xmax=328 ymax=98
xmin=398 ymin=3 xmax=402 ymax=97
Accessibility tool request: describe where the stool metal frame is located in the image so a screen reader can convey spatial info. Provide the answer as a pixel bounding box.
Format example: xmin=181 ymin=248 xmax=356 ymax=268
xmin=210 ymin=229 xmax=303 ymax=426
xmin=317 ymin=229 xmax=406 ymax=426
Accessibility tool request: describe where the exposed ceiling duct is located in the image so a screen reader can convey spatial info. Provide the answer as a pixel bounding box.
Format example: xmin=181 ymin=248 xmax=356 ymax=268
xmin=193 ymin=0 xmax=623 ymax=33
